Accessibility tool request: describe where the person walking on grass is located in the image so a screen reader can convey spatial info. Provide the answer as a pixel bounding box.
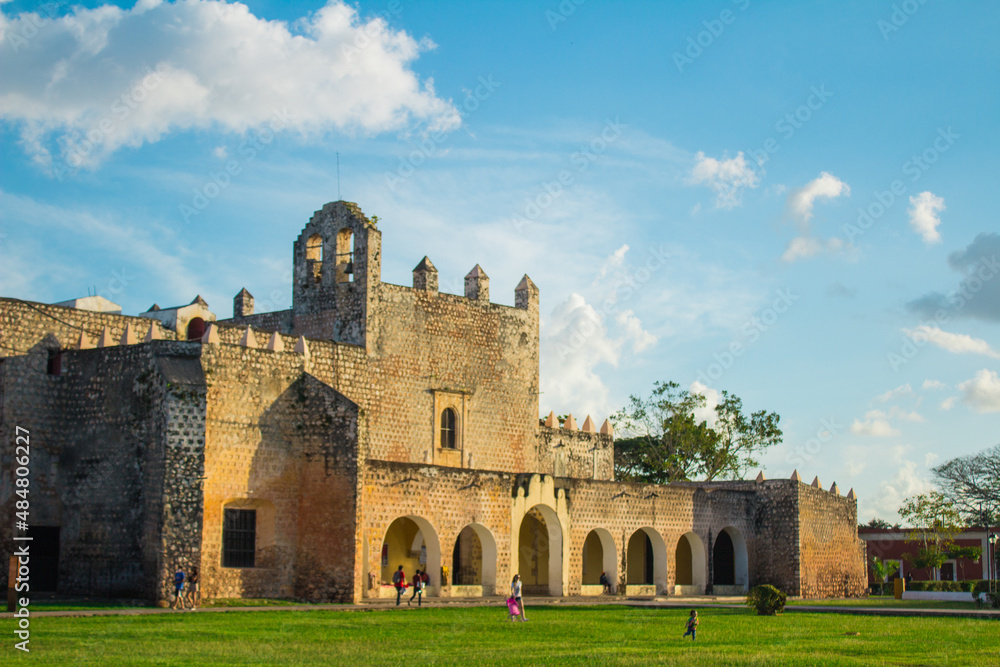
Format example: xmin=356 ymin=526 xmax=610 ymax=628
xmin=511 ymin=574 xmax=528 ymax=622
xmin=408 ymin=569 xmax=424 ymax=606
xmin=683 ymin=610 xmax=698 ymax=641
xmin=171 ymin=569 xmax=187 ymax=610
xmin=184 ymin=566 xmax=200 ymax=610
xmin=393 ymin=565 xmax=407 ymax=606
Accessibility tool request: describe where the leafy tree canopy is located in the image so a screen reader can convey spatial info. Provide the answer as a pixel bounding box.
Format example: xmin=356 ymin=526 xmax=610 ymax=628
xmin=932 ymin=444 xmax=1000 ymax=526
xmin=611 ymin=381 xmax=782 ymax=483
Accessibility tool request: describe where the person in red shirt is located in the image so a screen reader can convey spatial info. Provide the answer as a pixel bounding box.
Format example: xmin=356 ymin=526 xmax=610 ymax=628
xmin=392 ymin=565 xmax=406 ymax=606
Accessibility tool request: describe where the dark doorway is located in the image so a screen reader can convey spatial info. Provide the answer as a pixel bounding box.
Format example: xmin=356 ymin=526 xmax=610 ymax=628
xmin=186 ymin=318 xmax=206 ymax=341
xmin=27 ymin=526 xmax=60 ymax=592
xmin=713 ymin=530 xmax=735 ymax=586
xmin=940 ymin=562 xmax=955 ymax=582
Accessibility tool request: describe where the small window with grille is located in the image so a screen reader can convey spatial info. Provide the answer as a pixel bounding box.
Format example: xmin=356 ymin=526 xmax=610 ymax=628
xmin=222 ymin=508 xmax=256 ymax=568
xmin=440 ymin=408 xmax=457 ymax=449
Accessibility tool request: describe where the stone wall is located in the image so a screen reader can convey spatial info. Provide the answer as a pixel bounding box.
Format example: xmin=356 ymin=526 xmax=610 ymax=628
xmin=796 ymin=483 xmax=867 ymax=598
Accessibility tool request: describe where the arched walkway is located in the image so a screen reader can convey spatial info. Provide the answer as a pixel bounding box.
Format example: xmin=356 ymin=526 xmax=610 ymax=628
xmin=518 ymin=505 xmax=563 ymax=596
xmin=451 ymin=522 xmax=498 ymax=595
xmin=581 ymin=528 xmax=617 ymax=593
xmin=674 ymin=531 xmax=707 ymax=595
xmin=380 ymin=516 xmax=442 ymax=595
xmin=626 ymin=527 xmax=667 ymax=594
xmin=713 ymin=526 xmax=749 ymax=594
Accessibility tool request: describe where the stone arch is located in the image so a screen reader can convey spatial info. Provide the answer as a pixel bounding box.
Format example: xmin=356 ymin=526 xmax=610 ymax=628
xmin=451 ymin=522 xmax=498 ymax=595
xmin=186 ymin=317 xmax=206 ymax=341
xmin=336 ymin=228 xmax=355 ymax=283
xmin=674 ymin=531 xmax=707 ymax=595
xmin=380 ymin=515 xmax=442 ymax=594
xmin=517 ymin=504 xmax=563 ymax=596
xmin=713 ymin=526 xmax=749 ymax=593
xmin=306 ymin=233 xmax=323 ymax=262
xmin=626 ymin=527 xmax=667 ymax=593
xmin=581 ymin=528 xmax=617 ymax=592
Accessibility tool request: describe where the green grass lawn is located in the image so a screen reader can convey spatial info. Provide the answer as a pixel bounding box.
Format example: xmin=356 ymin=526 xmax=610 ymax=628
xmin=785 ymin=597 xmax=978 ymax=610
xmin=7 ymin=605 xmax=997 ymax=666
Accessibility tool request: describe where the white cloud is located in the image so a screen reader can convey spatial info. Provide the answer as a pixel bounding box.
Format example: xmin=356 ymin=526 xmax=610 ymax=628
xmin=616 ymin=309 xmax=657 ymax=353
xmin=688 ymin=151 xmax=760 ymax=208
xmin=781 ymin=235 xmax=849 ymax=263
xmin=850 ymin=410 xmax=901 ymax=437
xmin=689 ymin=381 xmax=720 ymax=429
xmin=865 ymin=445 xmax=932 ymax=521
xmin=0 ymin=0 xmax=460 ymax=170
xmin=940 ymin=396 xmax=957 ymax=410
xmin=212 ymin=146 xmax=228 ymax=159
xmin=592 ymin=244 xmax=629 ymax=283
xmin=876 ymin=383 xmax=913 ymax=402
xmin=925 ymin=452 xmax=939 ymax=467
xmin=922 ymin=379 xmax=946 ymax=390
xmin=958 ymin=369 xmax=1000 ymax=413
xmin=903 ymin=325 xmax=1000 ymax=359
xmin=908 ymin=191 xmax=945 ymax=244
xmin=787 ymin=172 xmax=850 ymax=225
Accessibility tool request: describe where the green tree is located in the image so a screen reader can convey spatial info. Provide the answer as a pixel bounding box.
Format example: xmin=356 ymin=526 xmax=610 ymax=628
xmin=611 ymin=381 xmax=782 ymax=483
xmin=899 ymin=491 xmax=964 ymax=579
xmin=864 ymin=517 xmax=892 ymax=529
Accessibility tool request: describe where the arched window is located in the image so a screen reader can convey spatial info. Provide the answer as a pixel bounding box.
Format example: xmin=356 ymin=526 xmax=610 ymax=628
xmin=187 ymin=317 xmax=206 ymax=341
xmin=440 ymin=408 xmax=457 ymax=449
xmin=336 ymin=228 xmax=355 ymax=283
xmin=306 ymin=234 xmax=323 ymax=262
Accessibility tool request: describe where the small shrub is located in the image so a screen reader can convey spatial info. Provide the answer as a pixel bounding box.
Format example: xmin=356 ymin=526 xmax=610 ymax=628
xmin=746 ymin=584 xmax=786 ymax=616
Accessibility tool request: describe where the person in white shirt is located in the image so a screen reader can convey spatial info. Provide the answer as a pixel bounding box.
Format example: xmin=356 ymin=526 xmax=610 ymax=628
xmin=511 ymin=573 xmax=528 ymax=621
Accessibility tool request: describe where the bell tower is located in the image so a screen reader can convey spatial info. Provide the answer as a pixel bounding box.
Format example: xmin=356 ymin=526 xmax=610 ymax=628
xmin=292 ymin=201 xmax=381 ymax=347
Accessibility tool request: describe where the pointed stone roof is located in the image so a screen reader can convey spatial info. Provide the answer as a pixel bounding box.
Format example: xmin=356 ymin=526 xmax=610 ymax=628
xmin=239 ymin=326 xmax=258 ymax=348
xmin=413 ymin=256 xmax=437 ymax=272
xmin=847 ymin=488 xmax=857 ymax=500
xmin=811 ymin=476 xmax=822 ymax=489
xmin=201 ymin=323 xmax=220 ymax=344
xmin=97 ymin=326 xmax=115 ymax=348
xmin=599 ymin=419 xmax=614 ymax=436
xmin=756 ymin=471 xmax=766 ymax=483
xmin=146 ymin=304 xmax=161 ymax=312
xmin=465 ymin=264 xmax=488 ymax=279
xmin=581 ymin=415 xmax=596 ymax=433
xmin=76 ymin=331 xmax=94 ymax=350
xmin=515 ymin=274 xmax=537 ymax=291
xmin=266 ymin=332 xmax=284 ymax=352
xmin=790 ymin=469 xmax=802 ymax=482
xmin=563 ymin=413 xmax=577 ymax=430
xmin=236 ymin=287 xmax=253 ymax=298
xmin=830 ymin=482 xmax=840 ymax=495
xmin=120 ymin=323 xmax=138 ymax=345
xmin=294 ymin=335 xmax=310 ymax=357
xmin=544 ymin=411 xmax=557 ymax=428
xmin=190 ymin=295 xmax=209 ymax=307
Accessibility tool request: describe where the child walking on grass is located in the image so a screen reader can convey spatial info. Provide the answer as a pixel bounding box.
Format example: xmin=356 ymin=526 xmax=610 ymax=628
xmin=683 ymin=610 xmax=698 ymax=641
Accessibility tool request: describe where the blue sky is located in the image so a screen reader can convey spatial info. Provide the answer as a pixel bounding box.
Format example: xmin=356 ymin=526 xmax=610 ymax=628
xmin=1 ymin=0 xmax=998 ymax=522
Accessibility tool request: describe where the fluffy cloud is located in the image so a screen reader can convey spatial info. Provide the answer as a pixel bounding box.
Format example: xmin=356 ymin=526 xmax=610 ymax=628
xmin=781 ymin=236 xmax=845 ymax=262
xmin=864 ymin=446 xmax=932 ymax=521
xmin=903 ymin=325 xmax=1000 ymax=359
xmin=922 ymin=379 xmax=945 ymax=390
xmin=908 ymin=191 xmax=945 ymax=244
xmin=876 ymin=384 xmax=913 ymax=402
xmin=0 ymin=1 xmax=460 ymax=170
xmin=688 ymin=151 xmax=760 ymax=208
xmin=787 ymin=172 xmax=850 ymax=225
xmin=689 ymin=381 xmax=720 ymax=428
xmin=907 ymin=233 xmax=1000 ymax=322
xmin=850 ymin=410 xmax=901 ymax=437
xmin=958 ymin=369 xmax=1000 ymax=413
xmin=781 ymin=172 xmax=851 ymax=262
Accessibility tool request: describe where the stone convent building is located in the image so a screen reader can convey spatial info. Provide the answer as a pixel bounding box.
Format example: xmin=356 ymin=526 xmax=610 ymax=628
xmin=0 ymin=201 xmax=866 ymax=602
